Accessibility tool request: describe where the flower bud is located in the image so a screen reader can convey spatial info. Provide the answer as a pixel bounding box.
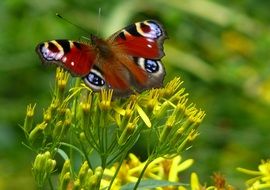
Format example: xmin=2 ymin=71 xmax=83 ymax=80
xmin=55 ymin=68 xmax=69 ymax=101
xmin=73 ymin=179 xmax=80 ymax=190
xmin=60 ymin=160 xmax=71 ymax=180
xmin=78 ymin=161 xmax=91 ymax=183
xmin=118 ymin=101 xmax=136 ymax=130
xmin=87 ymin=175 xmax=98 ymax=189
xmin=169 ymin=126 xmax=185 ymax=145
xmin=177 ymin=136 xmax=190 ymax=153
xmin=60 ymin=172 xmax=72 ymax=190
xmin=85 ymin=167 xmax=103 ymax=190
xmin=94 ymin=167 xmax=103 ymax=188
xmin=62 ymin=109 xmax=72 ymax=135
xmin=32 ymin=151 xmax=56 ymax=187
xmin=95 ymin=166 xmax=103 ymax=179
xmin=50 ymin=98 xmax=59 ymax=113
xmin=23 ymin=104 xmax=36 ymax=133
xmin=118 ymin=117 xmax=138 ymax=145
xmin=188 ymin=130 xmax=199 ymax=141
xmin=45 ymin=159 xmax=56 ymax=173
xmin=144 ymin=89 xmax=160 ymax=112
xmin=43 ymin=108 xmax=52 ymax=123
xmin=79 ymin=132 xmax=86 ymax=141
xmin=159 ymin=115 xmax=175 ymax=142
xmin=81 ymin=93 xmax=92 ymax=113
xmin=52 ymin=121 xmax=63 ymax=140
xmin=163 ymin=77 xmax=183 ymax=98
xmin=29 ymin=122 xmax=47 ymax=146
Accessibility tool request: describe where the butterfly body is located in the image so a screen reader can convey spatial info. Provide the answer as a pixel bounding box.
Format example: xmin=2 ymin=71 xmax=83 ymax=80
xmin=36 ymin=20 xmax=167 ymax=96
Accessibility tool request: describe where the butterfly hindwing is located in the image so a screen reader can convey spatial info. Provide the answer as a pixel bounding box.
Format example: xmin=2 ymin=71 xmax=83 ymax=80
xmin=133 ymin=57 xmax=165 ymax=91
xmin=36 ymin=40 xmax=96 ymax=76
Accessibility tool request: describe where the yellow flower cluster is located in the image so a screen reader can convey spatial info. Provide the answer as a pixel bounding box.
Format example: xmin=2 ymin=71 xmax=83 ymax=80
xmin=102 ymin=153 xmax=194 ymax=190
xmin=23 ymin=68 xmax=206 ymax=189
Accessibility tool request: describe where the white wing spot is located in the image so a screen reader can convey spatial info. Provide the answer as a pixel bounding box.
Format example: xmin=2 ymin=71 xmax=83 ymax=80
xmin=71 ymin=61 xmax=75 ymax=66
xmin=62 ymin=57 xmax=67 ymax=62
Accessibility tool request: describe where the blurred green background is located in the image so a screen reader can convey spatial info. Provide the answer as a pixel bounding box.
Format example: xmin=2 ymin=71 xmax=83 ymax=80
xmin=1 ymin=0 xmax=270 ymax=189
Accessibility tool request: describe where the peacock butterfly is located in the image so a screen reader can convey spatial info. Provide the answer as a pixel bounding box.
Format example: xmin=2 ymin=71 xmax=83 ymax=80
xmin=36 ymin=20 xmax=167 ymax=96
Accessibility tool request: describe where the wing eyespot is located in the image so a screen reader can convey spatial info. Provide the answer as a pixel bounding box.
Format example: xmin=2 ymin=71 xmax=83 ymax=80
xmin=133 ymin=57 xmax=165 ymax=91
xmin=83 ymin=68 xmax=106 ymax=91
xmin=144 ymin=59 xmax=160 ymax=73
xmin=38 ymin=41 xmax=65 ymax=61
xmin=136 ymin=57 xmax=162 ymax=74
xmin=134 ymin=20 xmax=164 ymax=39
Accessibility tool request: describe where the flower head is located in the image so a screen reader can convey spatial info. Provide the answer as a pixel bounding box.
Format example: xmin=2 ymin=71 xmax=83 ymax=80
xmin=238 ymin=160 xmax=270 ymax=189
xmin=23 ymin=65 xmax=206 ymax=190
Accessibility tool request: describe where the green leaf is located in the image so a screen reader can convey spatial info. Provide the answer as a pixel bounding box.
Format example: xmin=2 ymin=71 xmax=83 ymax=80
xmin=120 ymin=180 xmax=187 ymax=190
xmin=55 ymin=148 xmax=69 ymax=160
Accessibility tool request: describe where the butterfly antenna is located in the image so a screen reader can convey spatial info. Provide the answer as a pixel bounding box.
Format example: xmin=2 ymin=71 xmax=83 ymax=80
xmin=56 ymin=13 xmax=90 ymax=35
xmin=96 ymin=8 xmax=102 ymax=36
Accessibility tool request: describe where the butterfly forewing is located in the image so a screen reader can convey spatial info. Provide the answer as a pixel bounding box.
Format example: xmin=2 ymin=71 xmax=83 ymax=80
xmin=36 ymin=40 xmax=96 ymax=76
xmin=110 ymin=20 xmax=166 ymax=59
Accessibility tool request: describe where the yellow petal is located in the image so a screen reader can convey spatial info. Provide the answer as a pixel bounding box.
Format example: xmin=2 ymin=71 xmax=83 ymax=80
xmin=113 ymin=106 xmax=126 ymax=116
xmin=136 ymin=104 xmax=151 ymax=128
xmin=191 ymin=172 xmax=200 ymax=190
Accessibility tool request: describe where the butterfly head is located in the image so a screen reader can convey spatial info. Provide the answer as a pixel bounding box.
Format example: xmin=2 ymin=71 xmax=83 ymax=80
xmin=91 ymin=34 xmax=113 ymax=58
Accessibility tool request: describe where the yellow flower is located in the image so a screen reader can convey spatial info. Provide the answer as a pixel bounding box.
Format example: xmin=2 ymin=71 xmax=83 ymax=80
xmin=190 ymin=172 xmax=202 ymax=190
xmin=159 ymin=155 xmax=194 ymax=182
xmin=100 ymin=89 xmax=113 ymax=110
xmin=238 ymin=160 xmax=270 ymax=189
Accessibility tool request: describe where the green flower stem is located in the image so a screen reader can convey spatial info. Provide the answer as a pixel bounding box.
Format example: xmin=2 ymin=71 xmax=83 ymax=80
xmin=146 ymin=124 xmax=156 ymax=156
xmin=106 ymin=135 xmax=117 ymax=153
xmin=100 ymin=126 xmax=106 ymax=154
xmin=48 ymin=177 xmax=54 ymax=190
xmin=82 ymin=126 xmax=100 ymax=152
xmin=106 ymin=124 xmax=142 ymax=166
xmin=107 ymin=150 xmax=128 ymax=190
xmin=133 ymin=157 xmax=154 ymax=190
xmin=101 ymin=153 xmax=108 ymax=169
xmin=78 ymin=139 xmax=93 ymax=169
xmin=99 ymin=125 xmax=109 ymax=169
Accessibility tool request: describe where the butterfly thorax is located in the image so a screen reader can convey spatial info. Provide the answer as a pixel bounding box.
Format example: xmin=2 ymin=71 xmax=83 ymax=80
xmin=91 ymin=35 xmax=113 ymax=59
